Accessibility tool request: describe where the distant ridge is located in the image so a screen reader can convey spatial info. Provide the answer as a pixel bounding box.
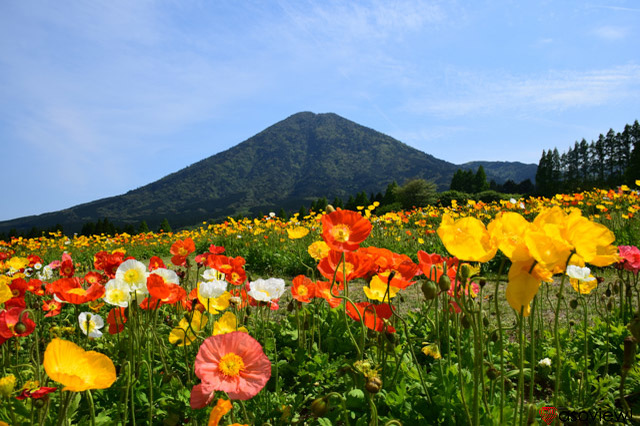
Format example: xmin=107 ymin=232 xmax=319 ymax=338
xmin=0 ymin=112 xmax=536 ymax=233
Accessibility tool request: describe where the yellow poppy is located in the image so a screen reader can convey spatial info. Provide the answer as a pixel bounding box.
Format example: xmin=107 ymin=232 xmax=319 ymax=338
xmin=437 ymin=214 xmax=497 ymax=262
xmin=286 ymin=227 xmax=309 ymax=239
xmin=506 ymin=261 xmax=552 ymax=317
xmin=487 ymin=212 xmax=531 ymax=262
xmin=212 ymin=312 xmax=248 ymax=335
xmin=169 ymin=311 xmax=208 ymax=346
xmin=43 ymin=338 xmax=116 ymax=392
xmin=307 ymin=241 xmax=330 ymax=260
xmin=363 ymin=275 xmax=400 ymax=302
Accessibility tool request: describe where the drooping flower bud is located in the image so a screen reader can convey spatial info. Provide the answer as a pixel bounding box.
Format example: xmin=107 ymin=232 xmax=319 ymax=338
xmin=310 ymin=397 xmax=330 ymax=417
xmin=438 ymin=275 xmax=451 ymax=292
xmin=365 ymin=377 xmax=383 ymax=394
xmin=421 ymin=280 xmax=438 ymax=300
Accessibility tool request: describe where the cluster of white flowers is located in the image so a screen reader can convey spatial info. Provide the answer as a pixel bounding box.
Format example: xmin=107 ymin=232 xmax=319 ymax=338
xmin=198 ymin=269 xmax=228 ymax=300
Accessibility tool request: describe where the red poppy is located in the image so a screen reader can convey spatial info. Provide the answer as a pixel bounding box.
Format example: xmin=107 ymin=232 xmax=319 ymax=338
xmin=106 ymin=307 xmax=127 ymax=334
xmin=321 ymin=210 xmax=372 ymax=252
xmin=346 ymin=302 xmax=395 ymax=333
xmin=206 ymin=255 xmax=247 ymax=286
xmin=46 ymin=278 xmax=105 ymax=305
xmin=15 ymin=383 xmax=57 ymax=400
xmin=27 ymin=254 xmax=43 ymax=267
xmin=418 ymin=250 xmax=459 ymax=283
xmin=0 ymin=307 xmax=36 ymax=341
xmin=291 ymin=275 xmax=316 ymax=303
xmin=42 ymin=299 xmax=63 ymax=317
xmin=314 ymin=280 xmax=343 ymax=308
xmin=82 ymin=271 xmax=104 ymax=286
xmin=143 ymin=274 xmax=186 ymax=308
xmin=148 ymin=256 xmax=166 ymax=271
xmin=94 ymin=251 xmax=126 ymax=278
xmin=170 ymin=237 xmax=196 ymax=266
xmin=59 ymin=258 xmax=75 ymax=278
xmin=317 ymin=250 xmax=372 ymax=283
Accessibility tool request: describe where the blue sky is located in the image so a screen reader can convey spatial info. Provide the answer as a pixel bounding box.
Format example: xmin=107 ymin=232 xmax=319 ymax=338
xmin=1 ymin=1 xmax=639 ymax=221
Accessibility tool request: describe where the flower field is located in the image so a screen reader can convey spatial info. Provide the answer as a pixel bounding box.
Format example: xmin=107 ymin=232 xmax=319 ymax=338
xmin=1 ymin=185 xmax=640 ymax=425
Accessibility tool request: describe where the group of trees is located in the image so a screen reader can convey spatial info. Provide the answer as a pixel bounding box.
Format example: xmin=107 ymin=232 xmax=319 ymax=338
xmin=536 ymin=121 xmax=640 ymax=195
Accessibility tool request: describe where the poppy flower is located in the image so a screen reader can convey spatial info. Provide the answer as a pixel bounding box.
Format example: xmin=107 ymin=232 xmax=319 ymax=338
xmin=417 ymin=251 xmax=458 ymax=283
xmin=190 ymin=331 xmax=271 ymax=407
xmin=247 ymin=278 xmax=285 ymax=303
xmin=0 ymin=307 xmax=36 ymax=340
xmin=169 ymin=311 xmax=208 ymax=346
xmin=363 ymin=275 xmax=400 ymax=302
xmin=291 ymin=275 xmax=316 ymax=303
xmin=47 ymin=278 xmax=105 ymax=305
xmin=170 ymin=237 xmax=196 ymax=266
xmin=287 ymin=227 xmax=309 ymax=239
xmin=59 ymin=259 xmax=75 ymax=278
xmin=317 ymin=250 xmax=372 ymax=283
xmin=94 ymin=251 xmax=126 ymax=278
xmin=78 ymin=312 xmax=104 ymax=338
xmin=206 ymin=255 xmax=247 ymax=286
xmin=506 ymin=260 xmax=553 ymax=316
xmin=487 ymin=212 xmax=532 ymax=262
xmin=115 ymin=259 xmax=148 ymax=297
xmin=213 ymin=312 xmax=248 ymax=336
xmin=84 ymin=271 xmax=106 ymax=286
xmin=618 ymin=245 xmax=640 ymax=274
xmin=148 ymin=256 xmax=166 ymax=271
xmin=42 ymin=299 xmax=63 ymax=317
xmin=208 ymin=398 xmax=233 ymax=426
xmin=43 ymin=338 xmax=117 ymax=391
xmin=144 ymin=273 xmax=186 ymax=308
xmin=106 ymin=307 xmax=127 ymax=334
xmin=15 ymin=380 xmax=57 ymax=400
xmin=437 ymin=214 xmax=497 ymax=263
xmin=321 ymin=210 xmax=372 ymax=252
xmin=315 ymin=280 xmax=343 ymax=308
xmin=307 ymin=241 xmax=330 ymax=261
xmin=346 ymin=302 xmax=395 ymax=333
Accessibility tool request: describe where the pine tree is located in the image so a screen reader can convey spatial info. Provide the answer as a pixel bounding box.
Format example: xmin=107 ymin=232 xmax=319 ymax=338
xmin=473 ymin=166 xmax=489 ymax=192
xmin=159 ymin=218 xmax=172 ymax=233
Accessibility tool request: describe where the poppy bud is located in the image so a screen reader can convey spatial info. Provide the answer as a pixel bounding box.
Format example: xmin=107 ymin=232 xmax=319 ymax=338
xmin=596 ymin=276 xmax=605 ymax=284
xmin=486 ymin=367 xmax=499 ymax=380
xmin=14 ymin=321 xmax=27 ymax=334
xmin=613 ymin=283 xmax=619 ymax=294
xmin=438 ymin=275 xmax=451 ymax=292
xmin=490 ymin=330 xmax=499 ymax=343
xmin=623 ymin=336 xmax=637 ymax=372
xmin=605 ymin=287 xmax=612 ymax=298
xmin=33 ymin=397 xmax=46 ymax=409
xmin=526 ymin=404 xmax=537 ymax=425
xmin=606 ymin=299 xmax=613 ymax=311
xmin=459 ymin=264 xmax=471 ymax=280
xmin=311 ymin=397 xmax=330 ymax=417
xmin=478 ymin=279 xmax=487 ymax=288
xmin=326 ymin=205 xmax=336 ymax=213
xmin=483 ymin=315 xmax=489 ymax=328
xmin=569 ymin=299 xmax=578 ymax=310
xmin=365 ymin=377 xmax=383 ymax=394
xmin=421 ymin=280 xmax=438 ymax=300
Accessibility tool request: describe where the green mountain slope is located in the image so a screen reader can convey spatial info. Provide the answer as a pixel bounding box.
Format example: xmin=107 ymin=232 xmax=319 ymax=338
xmin=459 ymin=161 xmax=538 ymax=184
xmin=0 ymin=112 xmax=536 ymax=233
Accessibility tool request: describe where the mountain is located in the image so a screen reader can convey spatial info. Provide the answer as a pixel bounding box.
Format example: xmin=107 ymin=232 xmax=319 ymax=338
xmin=0 ymin=112 xmax=536 ymax=234
xmin=459 ymin=161 xmax=538 ymax=185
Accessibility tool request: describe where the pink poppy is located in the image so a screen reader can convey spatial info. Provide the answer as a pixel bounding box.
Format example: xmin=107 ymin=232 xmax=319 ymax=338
xmin=618 ymin=246 xmax=640 ymax=274
xmin=190 ymin=332 xmax=271 ymax=408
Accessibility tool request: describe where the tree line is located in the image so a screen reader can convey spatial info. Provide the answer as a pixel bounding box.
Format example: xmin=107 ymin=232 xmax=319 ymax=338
xmin=535 ymin=120 xmax=640 ymax=195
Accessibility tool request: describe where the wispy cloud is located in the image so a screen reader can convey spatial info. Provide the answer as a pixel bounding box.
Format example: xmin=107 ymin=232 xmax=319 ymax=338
xmin=593 ymin=25 xmax=629 ymax=40
xmin=405 ymin=65 xmax=640 ymax=117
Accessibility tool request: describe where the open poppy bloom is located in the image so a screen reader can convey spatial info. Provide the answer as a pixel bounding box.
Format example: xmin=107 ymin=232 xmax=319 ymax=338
xmin=170 ymin=237 xmax=196 ymax=266
xmin=314 ymin=280 xmax=344 ymax=308
xmin=291 ymin=275 xmax=316 ymax=303
xmin=191 ymin=332 xmax=271 ymax=407
xmin=47 ymin=277 xmax=106 ymax=305
xmin=321 ymin=210 xmax=372 ymax=252
xmin=317 ymin=250 xmax=373 ymax=283
xmin=43 ymin=338 xmax=117 ymax=391
xmin=437 ymin=214 xmax=497 ymax=263
xmin=144 ymin=273 xmax=186 ymax=307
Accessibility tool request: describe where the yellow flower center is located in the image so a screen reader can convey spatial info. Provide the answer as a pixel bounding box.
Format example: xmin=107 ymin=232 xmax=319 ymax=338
xmin=110 ymin=289 xmax=126 ymax=303
xmin=298 ymin=286 xmax=308 ymax=296
xmin=124 ymin=269 xmax=141 ymax=284
xmin=219 ymin=352 xmax=245 ymax=377
xmin=331 ymin=224 xmax=351 ymax=243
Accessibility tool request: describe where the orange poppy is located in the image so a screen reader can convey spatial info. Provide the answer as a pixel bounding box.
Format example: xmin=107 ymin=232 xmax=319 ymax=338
xmin=346 ymin=302 xmax=395 ymax=333
xmin=314 ymin=280 xmax=344 ymax=308
xmin=321 ymin=210 xmax=372 ymax=252
xmin=46 ymin=278 xmax=105 ymax=305
xmin=291 ymin=275 xmax=316 ymax=303
xmin=317 ymin=250 xmax=372 ymax=283
xmin=171 ymin=237 xmax=196 ymax=266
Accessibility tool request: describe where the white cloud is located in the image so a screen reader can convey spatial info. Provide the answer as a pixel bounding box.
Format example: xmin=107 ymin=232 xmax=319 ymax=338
xmin=405 ymin=65 xmax=640 ymax=117
xmin=593 ymin=25 xmax=628 ymax=40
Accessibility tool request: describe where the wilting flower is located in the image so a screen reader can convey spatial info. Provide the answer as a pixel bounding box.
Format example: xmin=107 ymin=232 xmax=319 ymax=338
xmin=43 ymin=338 xmax=116 ymax=391
xmin=213 ymin=312 xmax=248 ymax=335
xmin=247 ymin=278 xmax=286 ymax=303
xmin=15 ymin=380 xmax=57 ymax=400
xmin=190 ymin=332 xmax=271 ymax=407
xmin=421 ymin=343 xmax=441 ymax=360
xmin=321 ymin=210 xmax=372 ymax=252
xmin=287 ymin=227 xmax=309 ymax=239
xmin=437 ymin=214 xmax=497 ymax=262
xmin=78 ymin=312 xmax=104 ymax=338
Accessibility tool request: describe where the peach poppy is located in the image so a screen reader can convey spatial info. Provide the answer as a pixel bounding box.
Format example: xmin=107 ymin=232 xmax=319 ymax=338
xmin=321 ymin=210 xmax=372 ymax=252
xmin=43 ymin=338 xmax=117 ymax=391
xmin=191 ymin=332 xmax=271 ymax=407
